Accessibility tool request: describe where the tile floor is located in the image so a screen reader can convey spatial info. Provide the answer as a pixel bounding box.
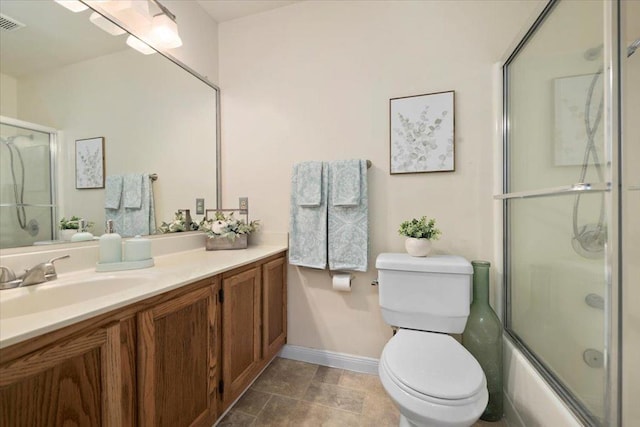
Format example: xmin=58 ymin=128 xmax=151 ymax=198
xmin=217 ymin=357 xmax=506 ymax=427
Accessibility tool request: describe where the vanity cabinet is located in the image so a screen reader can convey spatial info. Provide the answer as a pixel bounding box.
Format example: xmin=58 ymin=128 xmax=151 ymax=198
xmin=0 ymin=250 xmax=287 ymax=427
xmin=0 ymin=322 xmax=124 ymax=426
xmin=137 ymin=278 xmax=219 ymax=427
xmin=221 ymin=266 xmax=262 ymax=409
xmin=262 ymin=256 xmax=287 ymax=361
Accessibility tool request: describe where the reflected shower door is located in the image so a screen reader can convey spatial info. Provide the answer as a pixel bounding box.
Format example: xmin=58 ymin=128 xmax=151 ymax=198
xmin=0 ymin=118 xmax=56 ymax=248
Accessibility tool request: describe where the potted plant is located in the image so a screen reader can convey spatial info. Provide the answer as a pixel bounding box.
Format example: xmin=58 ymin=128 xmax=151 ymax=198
xmin=59 ymin=216 xmax=93 ymax=241
xmin=199 ymin=211 xmax=260 ymax=251
xmin=398 ymin=216 xmax=441 ymax=257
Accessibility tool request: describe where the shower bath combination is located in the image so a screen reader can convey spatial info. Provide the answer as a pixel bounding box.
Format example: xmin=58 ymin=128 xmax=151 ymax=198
xmin=0 ymin=134 xmax=39 ymax=237
xmin=572 ymin=37 xmax=639 ymax=258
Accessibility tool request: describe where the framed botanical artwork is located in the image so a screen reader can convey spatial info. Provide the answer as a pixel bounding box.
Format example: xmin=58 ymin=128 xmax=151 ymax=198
xmin=553 ymin=74 xmax=602 ymax=166
xmin=390 ymin=90 xmax=455 ymax=174
xmin=75 ymin=137 xmax=105 ymax=189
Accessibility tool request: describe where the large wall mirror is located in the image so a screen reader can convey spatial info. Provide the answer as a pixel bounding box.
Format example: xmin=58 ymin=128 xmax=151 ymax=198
xmin=0 ymin=0 xmax=219 ymax=250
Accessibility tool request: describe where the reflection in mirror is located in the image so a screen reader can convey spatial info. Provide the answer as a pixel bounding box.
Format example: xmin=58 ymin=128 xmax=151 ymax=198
xmin=0 ymin=0 xmax=218 ymax=250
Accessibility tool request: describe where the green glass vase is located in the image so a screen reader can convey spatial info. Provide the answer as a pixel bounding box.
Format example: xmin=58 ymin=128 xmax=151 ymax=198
xmin=462 ymin=260 xmax=503 ymax=421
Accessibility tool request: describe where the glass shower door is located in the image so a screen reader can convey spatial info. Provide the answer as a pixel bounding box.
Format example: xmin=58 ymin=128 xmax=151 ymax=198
xmin=0 ymin=118 xmax=56 ymax=248
xmin=502 ymin=0 xmax=611 ymax=424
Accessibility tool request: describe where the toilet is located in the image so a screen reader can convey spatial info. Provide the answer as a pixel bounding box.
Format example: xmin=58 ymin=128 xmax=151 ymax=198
xmin=376 ymin=253 xmax=488 ymax=427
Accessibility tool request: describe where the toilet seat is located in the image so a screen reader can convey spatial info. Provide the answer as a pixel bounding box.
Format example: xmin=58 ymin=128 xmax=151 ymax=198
xmin=382 ymin=329 xmax=485 ymax=402
xmin=379 ymin=329 xmax=488 ymax=426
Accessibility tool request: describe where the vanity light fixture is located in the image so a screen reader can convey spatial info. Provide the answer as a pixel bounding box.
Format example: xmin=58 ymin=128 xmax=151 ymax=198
xmin=126 ymin=34 xmax=156 ymax=55
xmin=54 ymin=0 xmax=89 ymax=13
xmin=55 ymin=0 xmax=182 ymax=53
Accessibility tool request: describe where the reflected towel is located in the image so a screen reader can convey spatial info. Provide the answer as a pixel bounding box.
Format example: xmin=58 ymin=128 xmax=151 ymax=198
xmin=104 ymin=175 xmax=123 ymax=209
xmin=289 ymin=161 xmax=328 ymax=269
xmin=123 ymin=174 xmax=143 ymax=209
xmin=328 ymin=159 xmax=368 ymax=272
xmin=296 ymin=161 xmax=323 ymax=206
xmin=330 ymin=160 xmax=361 ymax=206
xmin=106 ymin=174 xmax=156 ymax=237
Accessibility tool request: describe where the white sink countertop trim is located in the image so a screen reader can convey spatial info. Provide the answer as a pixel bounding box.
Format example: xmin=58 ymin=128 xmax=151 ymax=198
xmin=0 ymin=232 xmax=287 ymax=349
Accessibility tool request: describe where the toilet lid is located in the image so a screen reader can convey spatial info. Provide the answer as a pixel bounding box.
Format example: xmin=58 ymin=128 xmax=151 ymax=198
xmin=382 ymin=329 xmax=485 ymax=400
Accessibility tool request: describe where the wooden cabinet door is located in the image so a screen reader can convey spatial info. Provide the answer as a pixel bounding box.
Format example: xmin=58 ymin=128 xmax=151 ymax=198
xmin=0 ymin=323 xmax=122 ymax=427
xmin=221 ymin=267 xmax=261 ymax=409
xmin=262 ymin=256 xmax=287 ymax=361
xmin=137 ymin=281 xmax=218 ymax=427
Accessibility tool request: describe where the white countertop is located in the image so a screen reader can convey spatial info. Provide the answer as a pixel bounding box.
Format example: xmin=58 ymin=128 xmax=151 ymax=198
xmin=0 ymin=242 xmax=287 ymax=349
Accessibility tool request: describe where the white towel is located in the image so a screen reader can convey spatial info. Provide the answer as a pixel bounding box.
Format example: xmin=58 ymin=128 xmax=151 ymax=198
xmin=104 ymin=175 xmax=123 ymax=209
xmin=123 ymin=174 xmax=143 ymax=209
xmin=328 ymin=159 xmax=368 ymax=272
xmin=331 ymin=160 xmax=361 ymax=206
xmin=296 ymin=161 xmax=323 ymax=206
xmin=289 ymin=162 xmax=328 ymax=269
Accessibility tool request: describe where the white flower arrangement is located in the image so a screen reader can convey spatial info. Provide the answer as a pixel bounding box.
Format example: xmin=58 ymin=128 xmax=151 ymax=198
xmin=199 ymin=211 xmax=260 ymax=241
xmin=158 ymin=211 xmax=194 ymax=233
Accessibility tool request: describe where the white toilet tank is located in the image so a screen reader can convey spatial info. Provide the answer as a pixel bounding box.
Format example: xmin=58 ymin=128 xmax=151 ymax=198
xmin=376 ymin=253 xmax=473 ymax=334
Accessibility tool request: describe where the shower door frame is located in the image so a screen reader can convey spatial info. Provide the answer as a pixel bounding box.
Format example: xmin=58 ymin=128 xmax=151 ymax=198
xmin=0 ymin=115 xmax=59 ymax=244
xmin=499 ymin=0 xmax=622 ymax=425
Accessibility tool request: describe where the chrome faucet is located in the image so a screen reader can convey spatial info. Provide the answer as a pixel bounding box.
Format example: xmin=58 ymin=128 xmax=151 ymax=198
xmin=0 ymin=255 xmax=70 ymax=290
xmin=0 ymin=266 xmax=21 ymax=290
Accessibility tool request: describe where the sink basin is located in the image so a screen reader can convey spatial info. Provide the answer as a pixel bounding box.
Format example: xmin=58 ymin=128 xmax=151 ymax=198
xmin=0 ymin=274 xmax=152 ymax=320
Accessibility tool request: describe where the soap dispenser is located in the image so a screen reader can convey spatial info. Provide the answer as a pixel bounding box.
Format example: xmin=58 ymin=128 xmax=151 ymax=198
xmin=70 ymin=219 xmax=94 ymax=242
xmin=99 ymin=220 xmax=122 ymax=264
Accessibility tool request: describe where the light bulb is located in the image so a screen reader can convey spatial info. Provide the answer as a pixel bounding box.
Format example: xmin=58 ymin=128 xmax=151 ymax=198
xmin=126 ymin=35 xmax=156 ymax=55
xmin=90 ymin=12 xmax=126 ymax=35
xmin=54 ymin=0 xmax=89 ymax=12
xmin=149 ymin=14 xmax=182 ymax=49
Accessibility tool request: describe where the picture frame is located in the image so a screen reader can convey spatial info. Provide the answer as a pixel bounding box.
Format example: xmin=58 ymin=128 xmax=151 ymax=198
xmin=390 ymin=90 xmax=455 ymax=174
xmin=553 ymin=74 xmax=602 ymax=166
xmin=75 ymin=137 xmax=105 ymax=189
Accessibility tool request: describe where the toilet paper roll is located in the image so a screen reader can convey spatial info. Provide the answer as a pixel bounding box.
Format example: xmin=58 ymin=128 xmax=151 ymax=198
xmin=332 ymin=274 xmax=352 ymax=292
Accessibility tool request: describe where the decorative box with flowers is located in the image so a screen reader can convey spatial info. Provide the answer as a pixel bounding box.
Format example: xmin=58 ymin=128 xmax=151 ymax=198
xmin=199 ymin=211 xmax=260 ymax=251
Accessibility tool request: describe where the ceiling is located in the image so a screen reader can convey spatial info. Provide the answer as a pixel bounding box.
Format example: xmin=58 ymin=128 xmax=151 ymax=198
xmin=195 ymin=0 xmax=300 ymax=23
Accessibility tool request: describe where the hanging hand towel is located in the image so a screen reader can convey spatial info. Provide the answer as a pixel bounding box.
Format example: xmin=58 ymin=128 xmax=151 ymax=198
xmin=104 ymin=175 xmax=123 ymax=209
xmin=107 ymin=174 xmax=156 ymax=237
xmin=331 ymin=160 xmax=361 ymax=206
xmin=289 ymin=161 xmax=328 ymax=269
xmin=123 ymin=174 xmax=143 ymax=209
xmin=296 ymin=161 xmax=323 ymax=206
xmin=328 ymin=159 xmax=368 ymax=272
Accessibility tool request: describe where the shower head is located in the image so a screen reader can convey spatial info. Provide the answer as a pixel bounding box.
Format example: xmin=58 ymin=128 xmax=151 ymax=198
xmin=0 ymin=134 xmax=34 ymax=145
xmin=629 ymin=38 xmax=640 ymax=58
xmin=583 ymin=44 xmax=603 ymax=61
xmin=584 ymin=38 xmax=640 ymax=61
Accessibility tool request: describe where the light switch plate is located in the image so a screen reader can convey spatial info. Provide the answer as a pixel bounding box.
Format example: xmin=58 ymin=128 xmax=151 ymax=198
xmin=196 ymin=198 xmax=205 ymax=215
xmin=239 ymin=197 xmax=248 ymax=213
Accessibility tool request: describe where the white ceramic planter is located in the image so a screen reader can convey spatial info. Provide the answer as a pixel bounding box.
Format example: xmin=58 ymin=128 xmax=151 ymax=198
xmin=59 ymin=229 xmax=77 ymax=241
xmin=405 ymin=237 xmax=432 ymax=257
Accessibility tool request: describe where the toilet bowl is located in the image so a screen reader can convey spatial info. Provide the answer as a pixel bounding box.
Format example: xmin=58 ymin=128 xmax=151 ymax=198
xmin=375 ymin=254 xmax=489 ymax=427
xmin=378 ymin=329 xmax=488 ymax=427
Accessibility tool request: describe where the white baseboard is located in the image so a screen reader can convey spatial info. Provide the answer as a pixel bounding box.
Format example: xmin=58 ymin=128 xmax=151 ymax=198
xmin=279 ymin=344 xmax=379 ymax=375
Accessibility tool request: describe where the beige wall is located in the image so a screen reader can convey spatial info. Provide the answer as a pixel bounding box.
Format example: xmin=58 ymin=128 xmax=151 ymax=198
xmin=0 ymin=73 xmax=17 ymax=117
xmin=219 ymin=0 xmax=543 ymax=358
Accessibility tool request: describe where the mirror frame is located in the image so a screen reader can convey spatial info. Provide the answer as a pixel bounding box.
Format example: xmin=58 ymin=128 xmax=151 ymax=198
xmin=0 ymin=1 xmax=221 ymax=254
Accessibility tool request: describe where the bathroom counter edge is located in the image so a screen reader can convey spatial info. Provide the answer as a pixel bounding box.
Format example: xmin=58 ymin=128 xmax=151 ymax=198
xmin=0 ymin=243 xmax=288 ymax=349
